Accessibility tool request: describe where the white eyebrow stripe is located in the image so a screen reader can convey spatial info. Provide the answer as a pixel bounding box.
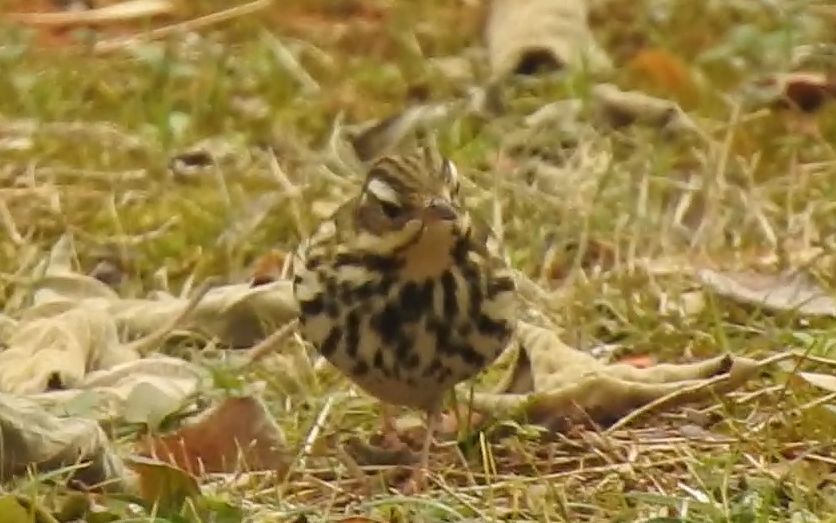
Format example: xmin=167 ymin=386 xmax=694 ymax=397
xmin=366 ymin=178 xmax=401 ymax=206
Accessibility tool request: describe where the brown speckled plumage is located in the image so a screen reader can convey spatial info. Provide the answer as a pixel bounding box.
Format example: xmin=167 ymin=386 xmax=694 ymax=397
xmin=292 ymin=147 xmax=516 ymax=487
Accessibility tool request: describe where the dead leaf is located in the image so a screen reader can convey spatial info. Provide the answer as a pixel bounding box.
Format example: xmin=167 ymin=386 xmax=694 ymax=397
xmin=250 ymin=249 xmax=288 ymax=287
xmin=698 ymin=269 xmax=836 ymax=317
xmin=798 ymin=372 xmax=836 ymax=393
xmin=459 ymin=321 xmax=760 ymax=432
xmin=767 ymin=72 xmax=836 ymax=113
xmin=592 ymin=83 xmax=702 ymax=137
xmin=0 ymin=305 xmax=134 ymax=394
xmin=626 ymin=48 xmax=698 ymax=103
xmin=0 ymin=236 xmax=213 ymax=393
xmin=0 ymin=392 xmax=127 ymax=486
xmin=138 ymin=396 xmax=289 ymax=475
xmin=485 ymin=0 xmax=611 ymax=80
xmin=29 ymin=356 xmax=205 ymax=424
xmin=349 ymin=102 xmax=458 ymax=162
xmin=126 ymin=455 xmax=200 ymax=513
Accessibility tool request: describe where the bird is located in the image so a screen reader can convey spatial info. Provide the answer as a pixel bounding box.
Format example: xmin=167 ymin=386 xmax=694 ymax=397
xmin=292 ymin=146 xmax=517 ymax=489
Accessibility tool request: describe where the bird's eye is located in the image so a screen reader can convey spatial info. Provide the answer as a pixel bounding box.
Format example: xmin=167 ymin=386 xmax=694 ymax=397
xmin=379 ymin=200 xmax=402 ymax=220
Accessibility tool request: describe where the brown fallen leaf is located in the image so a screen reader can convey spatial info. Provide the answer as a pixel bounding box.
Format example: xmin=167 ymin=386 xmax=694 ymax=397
xmin=769 ymin=72 xmax=836 ymax=113
xmin=698 ymin=269 xmax=836 ymax=317
xmin=626 ymin=48 xmax=698 ymax=103
xmin=138 ymin=396 xmax=289 ymax=475
xmin=126 ymin=455 xmax=200 ymax=513
xmin=250 ymin=249 xmax=288 ymax=287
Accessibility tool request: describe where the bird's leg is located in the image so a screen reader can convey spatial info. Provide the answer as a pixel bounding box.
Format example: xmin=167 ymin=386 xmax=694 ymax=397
xmin=380 ymin=403 xmax=406 ymax=450
xmin=404 ymin=405 xmax=441 ymax=493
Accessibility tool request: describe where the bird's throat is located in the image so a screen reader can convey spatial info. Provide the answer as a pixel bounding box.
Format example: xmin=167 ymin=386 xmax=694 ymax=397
xmin=398 ymin=222 xmax=457 ymax=280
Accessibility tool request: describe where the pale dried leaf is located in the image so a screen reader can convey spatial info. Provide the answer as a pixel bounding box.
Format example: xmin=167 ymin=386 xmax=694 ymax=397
xmin=486 ymin=0 xmax=611 ymax=81
xmin=698 ymin=269 xmax=836 ymax=317
xmin=464 ymin=321 xmax=760 ymax=430
xmin=0 ymin=306 xmax=137 ymax=394
xmin=31 ymin=357 xmax=206 ymax=424
xmin=350 ymin=102 xmax=459 ymax=162
xmin=108 ymin=280 xmax=299 ymax=348
xmin=592 ymin=83 xmax=701 ymax=135
xmin=0 ymin=392 xmax=127 ymax=485
xmin=799 ymin=372 xmax=836 ymax=393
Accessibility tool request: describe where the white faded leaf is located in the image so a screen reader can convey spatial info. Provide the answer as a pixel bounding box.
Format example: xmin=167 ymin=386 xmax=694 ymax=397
xmin=123 ymin=381 xmax=187 ymax=429
xmin=799 ymin=372 xmax=836 ymax=393
xmin=486 ymin=0 xmax=611 ymax=81
xmin=698 ymin=269 xmax=836 ymax=317
xmin=108 ymin=280 xmax=299 ymax=348
xmin=0 ymin=392 xmax=127 ymax=485
xmin=32 ymin=357 xmax=206 ymax=424
xmin=0 ymin=306 xmax=137 ymax=394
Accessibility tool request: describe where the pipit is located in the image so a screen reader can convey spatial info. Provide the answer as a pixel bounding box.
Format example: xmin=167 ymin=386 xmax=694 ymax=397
xmin=293 ymin=147 xmax=516 ymax=488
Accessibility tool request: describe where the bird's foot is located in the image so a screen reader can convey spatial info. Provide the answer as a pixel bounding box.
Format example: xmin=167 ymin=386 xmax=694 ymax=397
xmin=401 ymin=465 xmax=429 ymax=495
xmin=380 ymin=426 xmax=409 ymax=452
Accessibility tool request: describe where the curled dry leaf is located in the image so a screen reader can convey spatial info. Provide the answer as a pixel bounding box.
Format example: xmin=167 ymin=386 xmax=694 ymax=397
xmin=168 ymin=135 xmax=251 ymax=181
xmin=0 ymin=305 xmax=136 ymax=394
xmin=459 ymin=321 xmax=760 ymax=431
xmin=108 ymin=280 xmax=300 ymax=348
xmin=349 ymin=101 xmax=459 ymax=162
xmin=766 ymin=72 xmax=836 ymax=113
xmin=138 ymin=396 xmax=289 ymax=475
xmin=592 ymin=83 xmax=701 ymax=136
xmin=592 ymin=84 xmax=700 ymax=134
xmin=29 ymin=357 xmax=206 ymax=425
xmin=0 ymin=392 xmax=127 ymax=486
xmin=0 ymin=236 xmax=216 ymax=394
xmin=485 ymin=0 xmax=611 ymax=80
xmin=698 ymin=269 xmax=836 ymax=317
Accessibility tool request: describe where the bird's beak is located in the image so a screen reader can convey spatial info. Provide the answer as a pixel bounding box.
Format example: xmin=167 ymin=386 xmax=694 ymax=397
xmin=421 ymin=197 xmax=458 ymax=223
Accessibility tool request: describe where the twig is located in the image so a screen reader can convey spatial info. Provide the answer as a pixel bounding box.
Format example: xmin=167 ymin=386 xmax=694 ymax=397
xmin=245 ymin=318 xmax=300 ymax=366
xmin=7 ymin=0 xmax=174 ymax=26
xmin=299 ymin=396 xmax=334 ymax=470
xmin=265 ymin=31 xmax=320 ymax=94
xmin=93 ymin=0 xmax=273 ymax=54
xmin=125 ymin=277 xmax=218 ymax=355
xmin=266 ymin=149 xmax=307 ymax=239
xmin=605 ymin=352 xmax=794 ymax=434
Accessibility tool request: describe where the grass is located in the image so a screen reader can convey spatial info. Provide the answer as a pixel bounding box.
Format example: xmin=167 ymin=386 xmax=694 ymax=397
xmin=1 ymin=0 xmax=835 ymax=521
